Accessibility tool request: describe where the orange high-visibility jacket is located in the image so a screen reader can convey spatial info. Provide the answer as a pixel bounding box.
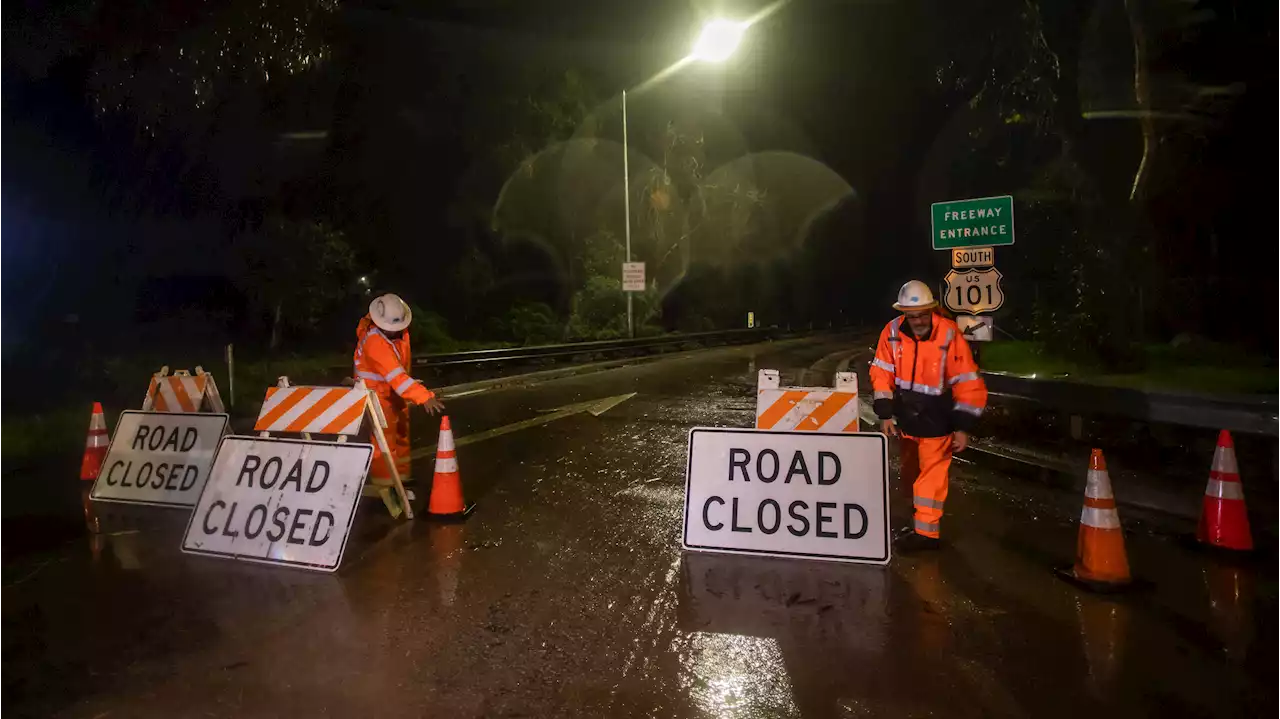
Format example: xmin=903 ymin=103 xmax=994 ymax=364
xmin=869 ymin=313 xmax=987 ymax=438
xmin=353 ymin=316 xmax=435 ymax=406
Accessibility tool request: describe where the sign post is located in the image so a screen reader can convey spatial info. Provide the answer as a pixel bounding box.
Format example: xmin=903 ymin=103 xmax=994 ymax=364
xmin=682 ymin=428 xmax=889 ymax=565
xmin=931 ymin=196 xmax=1015 ymax=250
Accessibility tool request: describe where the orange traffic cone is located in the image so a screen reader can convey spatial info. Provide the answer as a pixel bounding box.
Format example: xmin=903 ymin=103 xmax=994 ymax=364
xmin=1196 ymin=430 xmax=1253 ymax=551
xmin=1058 ymin=449 xmax=1131 ymax=591
xmin=80 ymin=402 xmax=110 ymax=481
xmin=427 ymin=416 xmax=474 ymax=521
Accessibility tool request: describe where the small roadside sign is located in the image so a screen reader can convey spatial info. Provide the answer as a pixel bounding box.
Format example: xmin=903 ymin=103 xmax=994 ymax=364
xmin=931 ymin=195 xmax=1014 ymax=249
xmin=91 ymin=411 xmax=229 ymax=507
xmin=747 ymin=311 xmax=755 ymax=329
xmin=951 ymin=246 xmax=994 ymax=269
xmin=622 ymin=262 xmax=646 ymax=292
xmin=957 ymin=314 xmax=994 ymax=342
xmin=182 ymin=436 xmax=372 ymax=572
xmin=682 ymin=428 xmax=889 ymax=564
xmin=944 ymin=267 xmax=1005 ymax=314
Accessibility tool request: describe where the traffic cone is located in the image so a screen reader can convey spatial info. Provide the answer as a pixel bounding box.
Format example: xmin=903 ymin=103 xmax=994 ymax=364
xmin=1196 ymin=430 xmax=1252 ymax=551
xmin=80 ymin=402 xmax=109 ymax=481
xmin=1058 ymin=449 xmax=1131 ymax=591
xmin=427 ymin=416 xmax=474 ymax=521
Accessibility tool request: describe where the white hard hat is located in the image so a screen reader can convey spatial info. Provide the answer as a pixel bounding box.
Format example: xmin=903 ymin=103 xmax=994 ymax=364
xmin=893 ymin=280 xmax=937 ymax=311
xmin=369 ymin=293 xmax=413 ymax=332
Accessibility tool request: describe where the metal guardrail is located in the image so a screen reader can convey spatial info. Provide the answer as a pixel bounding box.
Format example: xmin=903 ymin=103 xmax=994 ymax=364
xmin=413 ymin=328 xmax=789 ymax=368
xmin=982 ymin=371 xmax=1278 ymax=437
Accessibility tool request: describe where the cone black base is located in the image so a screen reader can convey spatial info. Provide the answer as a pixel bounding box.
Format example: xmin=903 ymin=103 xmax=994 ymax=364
xmin=1055 ymin=566 xmax=1136 ymax=594
xmin=426 ymin=502 xmax=476 ymax=523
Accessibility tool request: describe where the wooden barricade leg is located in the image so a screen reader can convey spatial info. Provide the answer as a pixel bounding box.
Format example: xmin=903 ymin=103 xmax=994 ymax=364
xmin=195 ymin=367 xmax=227 ymax=414
xmin=365 ymin=392 xmax=414 ymax=520
xmin=141 ymin=366 xmax=170 ymax=410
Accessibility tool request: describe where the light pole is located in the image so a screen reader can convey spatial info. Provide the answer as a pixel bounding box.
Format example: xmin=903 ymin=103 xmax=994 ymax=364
xmin=622 ymin=19 xmax=748 ymax=338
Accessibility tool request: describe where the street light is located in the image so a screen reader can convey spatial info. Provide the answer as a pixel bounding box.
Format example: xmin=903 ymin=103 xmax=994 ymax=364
xmin=622 ymin=18 xmax=748 ymax=337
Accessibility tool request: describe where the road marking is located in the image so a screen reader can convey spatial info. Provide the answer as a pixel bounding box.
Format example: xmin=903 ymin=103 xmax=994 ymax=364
xmin=408 ymin=392 xmax=636 ymax=461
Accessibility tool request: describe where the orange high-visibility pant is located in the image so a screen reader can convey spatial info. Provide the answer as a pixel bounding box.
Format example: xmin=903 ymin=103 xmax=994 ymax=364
xmin=901 ymin=434 xmax=952 ymax=538
xmin=370 ymin=392 xmax=412 ymax=485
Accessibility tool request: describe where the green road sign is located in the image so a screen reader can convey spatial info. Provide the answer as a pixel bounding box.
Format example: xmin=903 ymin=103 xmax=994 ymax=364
xmin=931 ymin=195 xmax=1014 ymax=249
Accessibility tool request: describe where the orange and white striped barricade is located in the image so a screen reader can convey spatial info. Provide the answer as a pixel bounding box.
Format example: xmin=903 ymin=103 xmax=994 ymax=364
xmin=755 ymin=370 xmax=861 ymax=433
xmin=250 ymin=378 xmax=412 ymax=519
xmin=141 ymin=366 xmax=227 ymax=413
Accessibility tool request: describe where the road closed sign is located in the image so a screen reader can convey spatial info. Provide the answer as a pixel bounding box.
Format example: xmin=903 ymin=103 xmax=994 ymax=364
xmin=91 ymin=410 xmax=229 ymax=507
xmin=182 ymin=436 xmax=372 ymax=572
xmin=682 ymin=428 xmax=889 ymax=564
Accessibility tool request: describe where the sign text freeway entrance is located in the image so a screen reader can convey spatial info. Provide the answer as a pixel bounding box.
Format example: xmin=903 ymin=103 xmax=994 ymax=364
xmin=931 ymin=195 xmax=1014 ymax=249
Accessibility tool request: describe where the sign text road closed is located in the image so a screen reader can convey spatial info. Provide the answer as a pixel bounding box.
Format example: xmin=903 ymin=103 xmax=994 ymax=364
xmin=683 ymin=428 xmax=889 ymax=564
xmin=91 ymin=411 xmax=228 ymax=507
xmin=931 ymin=195 xmax=1015 ymax=249
xmin=183 ymin=436 xmax=372 ymax=572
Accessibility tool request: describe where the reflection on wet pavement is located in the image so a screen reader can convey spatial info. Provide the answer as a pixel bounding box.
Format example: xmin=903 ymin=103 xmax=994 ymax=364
xmin=3 ymin=338 xmax=1276 ymax=718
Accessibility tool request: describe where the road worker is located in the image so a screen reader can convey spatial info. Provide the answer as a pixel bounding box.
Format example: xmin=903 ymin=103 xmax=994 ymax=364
xmin=870 ymin=280 xmax=987 ymax=551
xmin=354 ymin=293 xmax=445 ymax=487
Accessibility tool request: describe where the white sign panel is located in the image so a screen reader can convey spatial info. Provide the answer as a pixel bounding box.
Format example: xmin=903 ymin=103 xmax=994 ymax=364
xmin=943 ymin=267 xmax=1005 ymax=314
xmin=91 ymin=411 xmax=229 ymax=507
xmin=683 ymin=428 xmax=889 ymax=564
xmin=622 ymin=262 xmax=646 ymax=292
xmin=957 ymin=314 xmax=994 ymax=342
xmin=951 ymin=246 xmax=994 ymax=269
xmin=182 ymin=436 xmax=372 ymax=572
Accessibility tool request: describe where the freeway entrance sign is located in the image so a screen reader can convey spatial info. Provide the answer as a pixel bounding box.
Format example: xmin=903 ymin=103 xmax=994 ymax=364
xmin=931 ymin=195 xmax=1014 ymax=249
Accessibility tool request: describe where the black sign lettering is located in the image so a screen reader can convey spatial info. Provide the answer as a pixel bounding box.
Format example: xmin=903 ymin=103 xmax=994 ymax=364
xmin=105 ymin=461 xmax=126 ymax=486
xmin=305 ymin=461 xmax=330 ymax=493
xmin=260 ymin=457 xmax=283 ymax=489
xmin=728 ymin=448 xmax=750 ymax=481
xmin=818 ymin=451 xmax=841 ymax=485
xmin=154 ymin=463 xmax=170 ymax=489
xmin=221 ymin=502 xmax=241 ymax=537
xmin=132 ymin=425 xmax=151 ymax=450
xmin=784 ymin=451 xmax=812 ymax=484
xmin=758 ymin=499 xmax=781 ymax=535
xmin=161 ymin=426 xmax=181 ymax=452
xmin=164 ymin=463 xmax=181 ymax=490
xmin=287 ymin=509 xmax=313 ymax=545
xmin=267 ymin=506 xmax=290 ymax=542
xmin=180 ymin=427 xmax=198 ymax=452
xmin=703 ymin=496 xmax=725 ymax=530
xmin=816 ymin=502 xmax=837 ymax=538
xmin=730 ymin=497 xmax=752 ymax=533
xmin=237 ymin=455 xmax=261 ymax=487
xmin=756 ymin=449 xmax=780 ymax=483
xmin=280 ymin=460 xmax=304 ymax=492
xmin=787 ymin=501 xmax=810 ymax=536
xmin=244 ymin=505 xmax=268 ymax=539
xmin=203 ymin=500 xmax=226 ymax=535
xmin=180 ymin=465 xmax=199 ymax=491
xmin=147 ymin=427 xmax=165 ymax=451
xmin=844 ymin=504 xmax=867 ymax=539
xmin=309 ymin=511 xmax=334 ymax=546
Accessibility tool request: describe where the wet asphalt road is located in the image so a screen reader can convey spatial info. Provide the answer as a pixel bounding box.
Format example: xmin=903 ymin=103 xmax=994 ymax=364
xmin=3 ymin=337 xmax=1276 ymax=718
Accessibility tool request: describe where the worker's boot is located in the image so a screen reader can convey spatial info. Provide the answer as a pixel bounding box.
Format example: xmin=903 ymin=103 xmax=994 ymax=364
xmin=895 ymin=531 xmax=942 ymax=553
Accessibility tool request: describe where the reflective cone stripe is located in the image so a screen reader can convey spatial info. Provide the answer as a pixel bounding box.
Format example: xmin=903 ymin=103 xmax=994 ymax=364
xmin=253 ymin=386 xmax=367 ymax=435
xmin=1072 ymin=449 xmax=1130 ymax=585
xmin=1197 ymin=430 xmax=1252 ymax=551
xmin=756 ymin=389 xmax=862 ymax=432
xmin=81 ymin=402 xmax=110 ymax=481
xmin=149 ymin=376 xmax=207 ymax=413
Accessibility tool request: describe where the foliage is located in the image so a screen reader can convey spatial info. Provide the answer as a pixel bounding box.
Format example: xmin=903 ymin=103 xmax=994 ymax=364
xmin=488 ymin=302 xmax=562 ymax=346
xmin=232 ymin=216 xmax=357 ymax=348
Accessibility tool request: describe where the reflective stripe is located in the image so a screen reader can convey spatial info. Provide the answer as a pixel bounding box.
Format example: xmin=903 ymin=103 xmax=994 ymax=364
xmin=385 ymin=366 xmax=405 ymax=381
xmin=435 ymin=456 xmax=459 ymax=474
xmin=941 ymin=328 xmax=954 ymax=349
xmin=871 ymin=358 xmax=895 ymax=372
xmin=1084 ymin=469 xmax=1114 ymax=499
xmin=1205 ymin=478 xmax=1245 ymax=500
xmin=86 ymin=433 xmax=109 ymax=448
xmin=888 ymin=317 xmax=902 ymax=340
xmin=955 ymin=402 xmax=983 ymax=416
xmin=393 ymin=376 xmax=416 ymax=395
xmin=873 ymin=390 xmax=893 ymax=400
xmin=1211 ymin=448 xmax=1239 ymax=475
xmin=896 ymin=377 xmax=943 ymax=396
xmin=1081 ymin=506 xmax=1121 ymax=530
xmin=356 ymin=370 xmax=386 ymax=383
xmin=914 ymin=518 xmax=940 ymax=533
xmin=913 ymin=496 xmax=944 ymax=510
xmin=949 ymin=371 xmax=980 ymax=385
